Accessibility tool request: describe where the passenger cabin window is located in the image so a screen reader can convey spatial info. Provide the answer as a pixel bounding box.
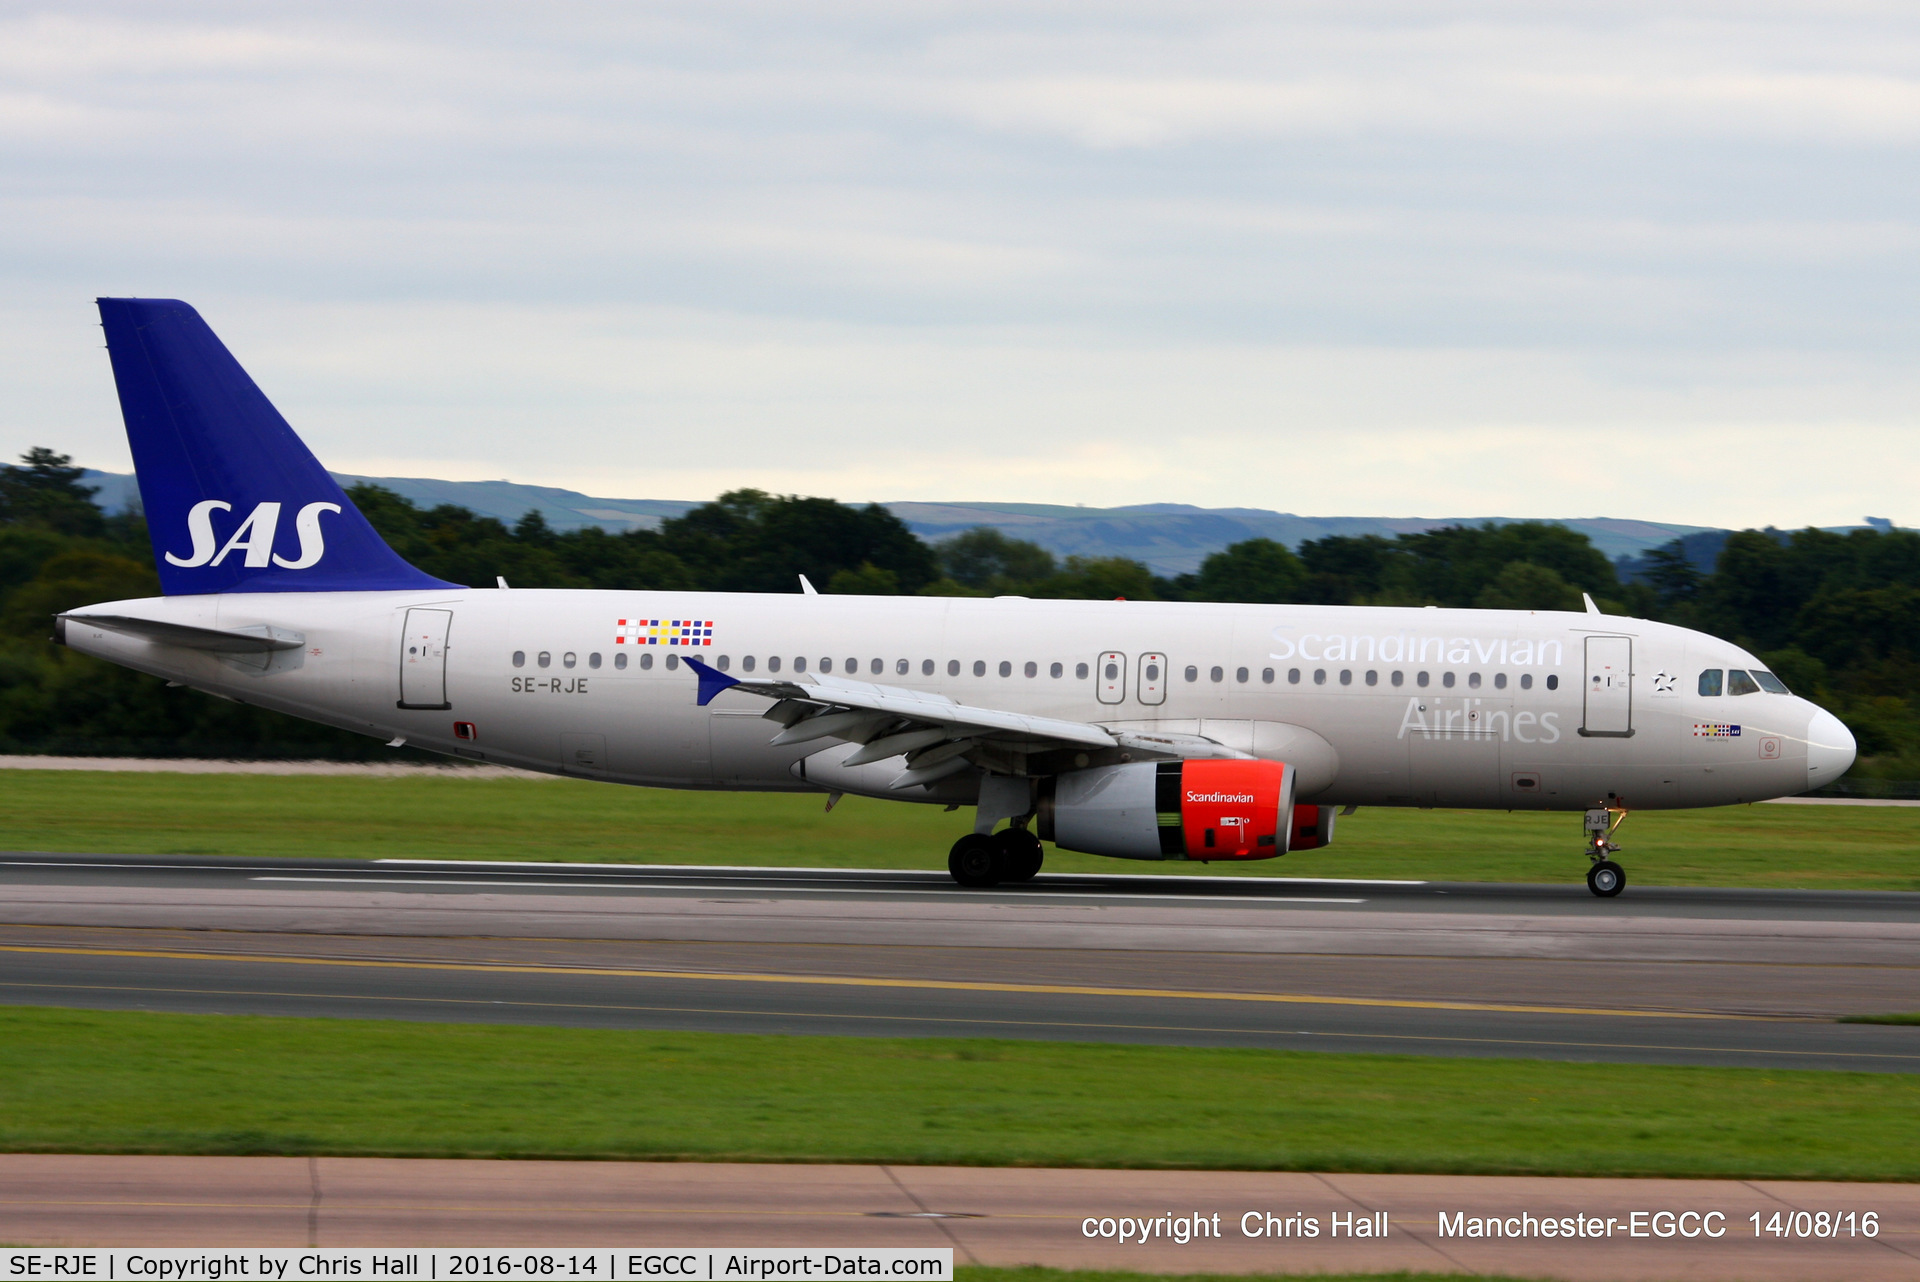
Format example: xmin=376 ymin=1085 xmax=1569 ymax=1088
xmin=512 ymin=651 xmax=525 ymax=668
xmin=1391 ymin=670 xmax=1404 ymax=687
xmin=563 ymin=652 xmax=577 ymax=669
xmin=614 ymin=652 xmax=628 ymax=670
xmin=999 ymin=661 xmax=1012 ymax=677
xmin=666 ymin=653 xmax=679 ymax=670
xmin=872 ymin=658 xmax=884 ymax=675
xmin=1416 ymin=671 xmax=1429 ymax=687
xmin=1210 ymin=666 xmax=1224 ymax=683
xmin=898 ymin=659 xmax=910 ymax=675
xmin=717 ymin=655 xmax=730 ymax=671
xmin=1075 ymin=662 xmax=1089 ymax=679
xmin=1365 ymin=670 xmax=1378 ymax=686
xmin=1545 ymin=674 xmax=1558 ymax=690
xmin=1235 ymin=667 xmax=1249 ymax=683
xmin=949 ymin=660 xmax=961 ymax=676
xmin=589 ymin=653 xmax=602 ymax=669
xmin=1184 ymin=665 xmax=1199 ymax=682
xmin=1468 ymin=672 xmax=1480 ymax=688
xmin=1288 ymin=668 xmax=1301 ymax=684
xmin=1441 ymin=671 xmax=1454 ymax=688
xmin=1753 ymin=670 xmax=1791 ymax=693
xmin=820 ymin=657 xmax=833 ymax=673
xmin=1698 ymin=669 xmax=1722 ymax=696
xmin=1050 ymin=662 xmax=1063 ymax=678
xmin=792 ymin=657 xmax=806 ymax=673
xmin=1727 ymin=669 xmax=1761 ymax=696
xmin=1520 ymin=673 xmax=1532 ymax=689
xmin=1313 ymin=669 xmax=1326 ymax=685
xmin=1494 ymin=672 xmax=1506 ymax=689
xmin=537 ymin=652 xmax=551 ymax=669
xmin=769 ymin=656 xmax=782 ymax=672
xmin=743 ymin=655 xmax=756 ymax=672
xmin=1024 ymin=661 xmax=1038 ymax=678
xmin=1262 ymin=668 xmax=1275 ymax=683
xmin=1339 ymin=669 xmax=1352 ymax=685
xmin=639 ymin=652 xmax=653 ymax=670
xmin=974 ymin=660 xmax=987 ymax=677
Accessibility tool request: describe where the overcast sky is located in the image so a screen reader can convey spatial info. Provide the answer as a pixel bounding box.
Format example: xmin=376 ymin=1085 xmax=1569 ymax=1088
xmin=3 ymin=2 xmax=1916 ymax=526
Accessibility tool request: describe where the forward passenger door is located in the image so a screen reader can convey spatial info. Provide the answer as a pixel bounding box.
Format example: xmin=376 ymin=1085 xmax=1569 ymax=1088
xmin=1581 ymin=636 xmax=1634 ymax=738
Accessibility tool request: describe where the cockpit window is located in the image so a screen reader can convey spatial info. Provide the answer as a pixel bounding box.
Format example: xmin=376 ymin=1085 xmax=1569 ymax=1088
xmin=1727 ymin=669 xmax=1761 ymax=696
xmin=1698 ymin=669 xmax=1722 ymax=697
xmin=1752 ymin=669 xmax=1791 ymax=694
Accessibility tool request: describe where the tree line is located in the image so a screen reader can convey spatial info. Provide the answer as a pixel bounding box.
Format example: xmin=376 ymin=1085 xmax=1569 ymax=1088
xmin=0 ymin=447 xmax=1909 ymax=772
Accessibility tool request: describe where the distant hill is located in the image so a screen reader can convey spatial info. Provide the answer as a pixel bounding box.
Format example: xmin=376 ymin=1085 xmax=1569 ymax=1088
xmin=887 ymin=501 xmax=1717 ymax=574
xmin=83 ymin=468 xmax=1728 ymax=574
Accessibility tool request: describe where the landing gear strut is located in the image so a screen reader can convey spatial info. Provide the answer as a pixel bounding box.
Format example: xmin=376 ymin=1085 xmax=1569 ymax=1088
xmin=1584 ymin=805 xmax=1627 ymax=898
xmin=947 ymin=824 xmax=1044 ymax=888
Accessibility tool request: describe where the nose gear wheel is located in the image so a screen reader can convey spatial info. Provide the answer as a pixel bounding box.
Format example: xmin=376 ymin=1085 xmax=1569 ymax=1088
xmin=1586 ymin=859 xmax=1625 ymax=897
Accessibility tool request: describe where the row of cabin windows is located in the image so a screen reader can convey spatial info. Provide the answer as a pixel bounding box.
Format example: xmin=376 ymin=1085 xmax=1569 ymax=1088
xmin=1278 ymin=667 xmax=1554 ymax=690
xmin=1699 ymin=668 xmax=1791 ymax=696
xmin=509 ymin=651 xmax=1100 ymax=678
xmin=505 ymin=649 xmax=1561 ymax=693
xmin=1180 ymin=665 xmax=1556 ymax=690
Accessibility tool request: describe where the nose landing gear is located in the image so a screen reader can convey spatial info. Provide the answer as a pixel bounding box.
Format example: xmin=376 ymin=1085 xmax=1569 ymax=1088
xmin=1584 ymin=805 xmax=1627 ymax=897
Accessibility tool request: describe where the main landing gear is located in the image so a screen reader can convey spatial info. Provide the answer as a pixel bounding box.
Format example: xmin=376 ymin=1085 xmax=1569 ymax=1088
xmin=948 ymin=826 xmax=1044 ymax=888
xmin=1583 ymin=805 xmax=1627 ymax=898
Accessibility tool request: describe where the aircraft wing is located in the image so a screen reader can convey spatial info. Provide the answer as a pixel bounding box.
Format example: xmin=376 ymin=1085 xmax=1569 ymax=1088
xmin=681 ymin=656 xmax=1247 ymax=787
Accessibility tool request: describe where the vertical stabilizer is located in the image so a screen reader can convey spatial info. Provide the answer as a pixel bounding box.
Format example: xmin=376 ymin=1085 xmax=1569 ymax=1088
xmin=96 ymin=297 xmax=460 ymax=595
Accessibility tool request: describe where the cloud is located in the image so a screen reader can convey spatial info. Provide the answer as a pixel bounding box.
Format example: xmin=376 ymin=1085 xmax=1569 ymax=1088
xmin=0 ymin=1 xmax=1916 ymax=529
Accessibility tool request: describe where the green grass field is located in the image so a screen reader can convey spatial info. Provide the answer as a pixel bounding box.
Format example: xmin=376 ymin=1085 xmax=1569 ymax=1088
xmin=3 ymin=1006 xmax=1916 ymax=1180
xmin=2 ymin=769 xmax=1916 ymax=888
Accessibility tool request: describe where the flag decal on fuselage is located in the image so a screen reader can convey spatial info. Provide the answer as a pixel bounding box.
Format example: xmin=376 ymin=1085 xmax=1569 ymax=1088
xmin=615 ymin=618 xmax=714 ymax=647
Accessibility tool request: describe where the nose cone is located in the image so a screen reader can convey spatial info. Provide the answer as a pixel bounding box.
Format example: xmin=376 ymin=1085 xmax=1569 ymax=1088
xmin=1805 ymin=707 xmax=1856 ymax=791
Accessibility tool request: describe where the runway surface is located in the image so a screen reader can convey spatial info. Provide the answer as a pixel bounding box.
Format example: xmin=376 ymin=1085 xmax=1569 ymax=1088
xmin=6 ymin=1155 xmax=1919 ymax=1281
xmin=3 ymin=853 xmax=1917 ymax=1071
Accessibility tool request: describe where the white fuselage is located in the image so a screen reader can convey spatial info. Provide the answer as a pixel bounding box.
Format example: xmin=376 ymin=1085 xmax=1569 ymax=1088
xmin=64 ymin=588 xmax=1852 ymax=815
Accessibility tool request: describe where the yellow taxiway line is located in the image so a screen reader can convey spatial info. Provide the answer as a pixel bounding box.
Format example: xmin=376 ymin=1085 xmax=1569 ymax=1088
xmin=0 ymin=941 xmax=1749 ymax=1021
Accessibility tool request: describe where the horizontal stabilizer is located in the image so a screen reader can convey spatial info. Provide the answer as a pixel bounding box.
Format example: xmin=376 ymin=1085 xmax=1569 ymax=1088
xmin=58 ymin=613 xmax=304 ymax=653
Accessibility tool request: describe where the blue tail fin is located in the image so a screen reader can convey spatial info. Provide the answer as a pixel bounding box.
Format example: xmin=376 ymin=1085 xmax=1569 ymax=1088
xmin=97 ymin=298 xmax=460 ymax=595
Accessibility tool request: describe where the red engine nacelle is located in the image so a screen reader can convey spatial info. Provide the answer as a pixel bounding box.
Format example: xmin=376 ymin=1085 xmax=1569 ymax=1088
xmin=1039 ymin=758 xmax=1298 ymax=861
xmin=1289 ymin=803 xmax=1337 ymax=851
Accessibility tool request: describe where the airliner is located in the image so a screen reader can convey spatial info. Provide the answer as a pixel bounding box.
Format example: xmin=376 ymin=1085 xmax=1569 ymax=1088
xmin=58 ymin=299 xmax=1856 ymax=896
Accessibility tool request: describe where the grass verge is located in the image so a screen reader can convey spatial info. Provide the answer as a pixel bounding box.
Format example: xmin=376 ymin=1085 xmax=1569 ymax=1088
xmin=3 ymin=770 xmax=1919 ymax=888
xmin=1840 ymin=1013 xmax=1920 ymax=1025
xmin=3 ymin=1007 xmax=1916 ymax=1180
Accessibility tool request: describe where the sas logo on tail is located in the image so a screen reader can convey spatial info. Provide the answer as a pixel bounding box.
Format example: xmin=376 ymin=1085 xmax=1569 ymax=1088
xmin=166 ymin=499 xmax=342 ymax=569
